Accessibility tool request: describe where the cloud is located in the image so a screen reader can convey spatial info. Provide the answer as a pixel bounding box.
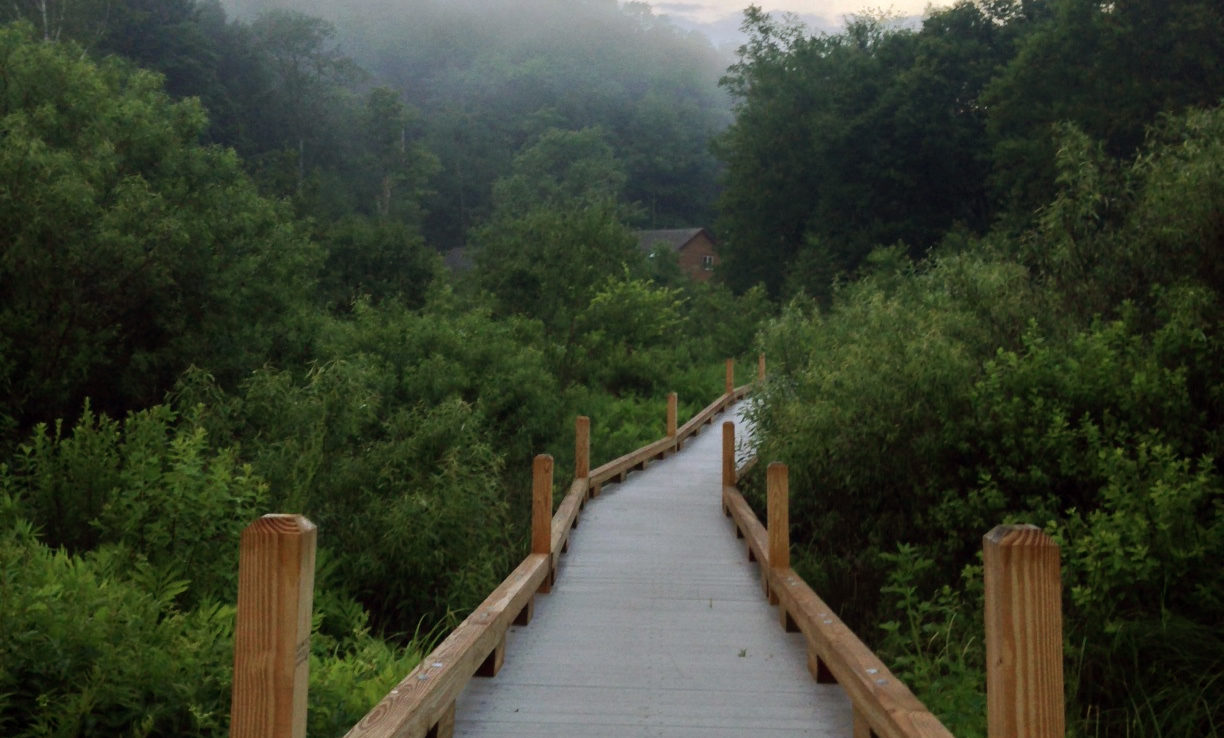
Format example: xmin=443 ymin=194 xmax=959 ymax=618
xmin=647 ymin=0 xmax=943 ymax=25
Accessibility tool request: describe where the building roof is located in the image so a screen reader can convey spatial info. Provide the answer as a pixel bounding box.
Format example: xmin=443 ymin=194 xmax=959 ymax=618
xmin=634 ymin=228 xmax=711 ymax=254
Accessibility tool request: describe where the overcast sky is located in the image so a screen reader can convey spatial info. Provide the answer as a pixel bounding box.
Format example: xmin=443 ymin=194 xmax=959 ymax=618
xmin=647 ymin=0 xmax=956 ymax=44
xmin=653 ymin=0 xmax=950 ymax=24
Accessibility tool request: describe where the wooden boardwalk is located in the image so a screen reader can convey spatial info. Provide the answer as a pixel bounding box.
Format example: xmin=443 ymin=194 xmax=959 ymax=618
xmin=453 ymin=405 xmax=852 ymax=736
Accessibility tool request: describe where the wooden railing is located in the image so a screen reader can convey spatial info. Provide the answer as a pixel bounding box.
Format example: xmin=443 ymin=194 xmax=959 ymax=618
xmin=721 ymin=422 xmax=1066 ymax=738
xmin=228 ymin=358 xmax=756 ymax=738
xmin=229 ymin=351 xmax=1064 ymax=738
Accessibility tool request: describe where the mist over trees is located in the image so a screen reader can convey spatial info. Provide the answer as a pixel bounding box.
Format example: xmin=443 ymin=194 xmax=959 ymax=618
xmin=0 ymin=4 xmax=763 ymax=733
xmin=5 ymin=0 xmax=1224 ymax=735
xmin=215 ymin=0 xmax=732 ymax=247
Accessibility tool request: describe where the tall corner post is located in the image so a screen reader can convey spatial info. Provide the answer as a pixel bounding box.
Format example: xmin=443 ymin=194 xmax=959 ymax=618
xmin=983 ymin=524 xmax=1065 ymax=738
xmin=230 ymin=514 xmax=317 ymax=738
xmin=533 ymin=454 xmax=555 ymax=592
xmin=725 ymin=358 xmax=734 ymax=395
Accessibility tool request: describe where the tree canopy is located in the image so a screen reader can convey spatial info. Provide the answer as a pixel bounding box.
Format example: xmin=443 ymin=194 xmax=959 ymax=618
xmin=0 ymin=23 xmax=319 ymax=429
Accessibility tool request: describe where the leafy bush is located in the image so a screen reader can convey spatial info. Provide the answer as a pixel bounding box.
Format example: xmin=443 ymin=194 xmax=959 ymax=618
xmin=750 ymin=244 xmax=1224 ymax=734
xmin=2 ymin=404 xmax=267 ymax=604
xmin=876 ymin=547 xmax=985 ymax=738
xmin=0 ymin=24 xmax=320 ymax=430
xmin=749 ymin=252 xmax=1037 ymax=623
xmin=0 ymin=522 xmax=234 ymax=736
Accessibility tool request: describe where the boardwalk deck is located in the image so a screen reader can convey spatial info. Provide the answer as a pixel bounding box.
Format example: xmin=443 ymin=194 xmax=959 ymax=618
xmin=454 ymin=405 xmax=853 ymax=736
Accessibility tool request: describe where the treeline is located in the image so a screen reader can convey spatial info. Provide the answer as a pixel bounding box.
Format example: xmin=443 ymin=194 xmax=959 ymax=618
xmin=723 ymin=1 xmax=1224 ymax=736
xmin=5 ymin=0 xmax=730 ymax=250
xmin=716 ymin=0 xmax=1224 ymax=299
xmin=0 ymin=3 xmax=768 ymax=734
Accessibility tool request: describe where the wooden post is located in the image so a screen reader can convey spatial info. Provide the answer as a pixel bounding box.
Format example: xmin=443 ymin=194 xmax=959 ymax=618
xmin=722 ymin=421 xmax=735 ymax=488
xmin=230 ymin=514 xmax=317 ymax=738
xmin=666 ymin=392 xmax=678 ymax=438
xmin=767 ymin=462 xmax=789 ymax=570
xmin=533 ymin=455 xmax=554 ymax=593
xmin=725 ymin=358 xmax=734 ymax=395
xmin=767 ymin=462 xmax=789 ymax=611
xmin=758 ymin=352 xmax=766 ymax=381
xmin=853 ymin=707 xmax=874 ymax=738
xmin=575 ymin=416 xmax=590 ymax=481
xmin=984 ymin=524 xmax=1065 ymax=738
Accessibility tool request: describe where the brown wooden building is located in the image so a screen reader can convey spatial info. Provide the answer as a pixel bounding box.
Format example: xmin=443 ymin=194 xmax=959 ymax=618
xmin=635 ymin=228 xmax=718 ymax=282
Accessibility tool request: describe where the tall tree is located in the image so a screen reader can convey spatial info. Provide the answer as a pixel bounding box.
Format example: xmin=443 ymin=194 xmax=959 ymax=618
xmin=0 ymin=24 xmax=320 ymax=429
xmin=715 ymin=4 xmax=1011 ymax=297
xmin=984 ymin=0 xmax=1224 ymax=219
xmin=247 ymin=8 xmax=362 ymax=194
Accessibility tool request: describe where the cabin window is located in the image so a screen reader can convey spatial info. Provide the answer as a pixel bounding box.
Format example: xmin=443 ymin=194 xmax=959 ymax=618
xmin=701 ymin=255 xmax=714 ymax=270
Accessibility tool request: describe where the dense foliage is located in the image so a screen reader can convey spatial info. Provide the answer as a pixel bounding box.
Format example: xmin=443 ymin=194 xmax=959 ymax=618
xmin=715 ymin=0 xmax=1224 ymax=298
xmin=745 ymin=106 xmax=1224 ymax=736
xmin=5 ymin=0 xmax=1223 ymax=734
xmin=719 ymin=2 xmax=1224 ymax=734
xmin=0 ymin=6 xmax=764 ymax=733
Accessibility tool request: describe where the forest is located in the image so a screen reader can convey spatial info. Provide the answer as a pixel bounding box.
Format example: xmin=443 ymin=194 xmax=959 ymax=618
xmin=1 ymin=0 xmax=1222 ymax=735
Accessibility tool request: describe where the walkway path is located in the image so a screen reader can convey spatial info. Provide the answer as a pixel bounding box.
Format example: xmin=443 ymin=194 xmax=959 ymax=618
xmin=454 ymin=405 xmax=852 ymax=736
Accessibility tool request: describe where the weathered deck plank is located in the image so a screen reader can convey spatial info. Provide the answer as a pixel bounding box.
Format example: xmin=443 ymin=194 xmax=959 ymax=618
xmin=454 ymin=405 xmax=852 ymax=736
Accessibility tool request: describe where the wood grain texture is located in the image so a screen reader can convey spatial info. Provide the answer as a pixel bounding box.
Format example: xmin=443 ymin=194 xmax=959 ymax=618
xmin=984 ymin=525 xmax=1065 ymax=738
xmin=230 ymin=515 xmax=317 ymax=738
xmin=721 ymin=487 xmax=769 ymax=584
xmin=532 ymin=455 xmax=553 ymax=556
xmin=725 ymin=358 xmax=735 ymax=394
xmin=346 ymin=554 xmax=550 ymax=738
xmin=767 ymin=462 xmax=789 ymax=571
xmin=675 ymin=393 xmax=731 ymax=447
xmin=589 ymin=437 xmax=674 ymax=489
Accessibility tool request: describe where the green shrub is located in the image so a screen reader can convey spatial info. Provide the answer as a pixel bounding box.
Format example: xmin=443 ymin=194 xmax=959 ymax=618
xmin=0 ymin=24 xmax=320 ymax=430
xmin=876 ymin=546 xmax=985 ymax=738
xmin=2 ymin=404 xmax=267 ymax=604
xmin=749 ymin=249 xmax=1224 ymax=734
xmin=0 ymin=524 xmax=233 ymax=736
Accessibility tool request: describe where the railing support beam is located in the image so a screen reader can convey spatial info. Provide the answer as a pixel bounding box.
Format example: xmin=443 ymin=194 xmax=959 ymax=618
xmin=725 ymin=358 xmax=734 ymax=395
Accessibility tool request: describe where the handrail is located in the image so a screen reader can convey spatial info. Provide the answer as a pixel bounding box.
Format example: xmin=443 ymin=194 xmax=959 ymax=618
xmin=721 ymin=477 xmax=954 ymax=738
xmin=722 ymin=428 xmax=1065 ymax=738
xmin=337 ymin=358 xmax=758 ymax=738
